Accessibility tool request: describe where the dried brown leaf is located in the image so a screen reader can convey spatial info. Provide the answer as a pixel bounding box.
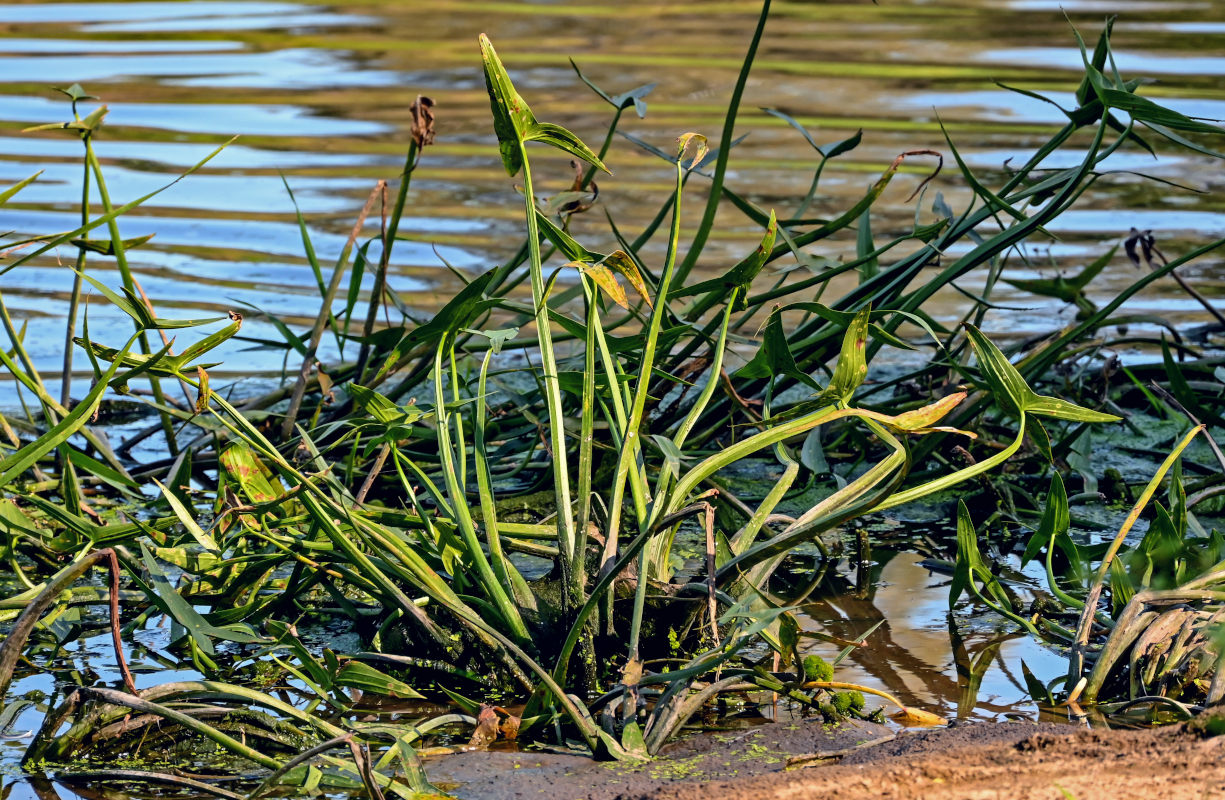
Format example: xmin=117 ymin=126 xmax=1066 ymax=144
xmin=411 ymin=95 xmax=436 ymax=148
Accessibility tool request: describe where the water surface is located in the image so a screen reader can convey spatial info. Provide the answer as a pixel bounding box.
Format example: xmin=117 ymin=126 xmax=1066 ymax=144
xmin=0 ymin=1 xmax=1223 ymax=796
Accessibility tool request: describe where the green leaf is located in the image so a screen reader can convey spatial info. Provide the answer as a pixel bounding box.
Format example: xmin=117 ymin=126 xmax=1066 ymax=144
xmin=672 ymin=211 xmax=777 ymax=310
xmin=1020 ymin=660 xmax=1053 ymax=706
xmin=139 ymin=542 xmax=264 ymax=655
xmin=479 ymin=34 xmax=535 ymax=176
xmin=175 ymin=319 xmax=242 ymax=368
xmin=569 ymin=59 xmax=655 ymax=117
xmin=823 ymin=308 xmax=871 ymax=405
xmin=153 ymin=478 xmax=218 ymax=552
xmin=56 ymin=83 xmax=97 ymax=103
xmin=374 ymin=269 xmax=498 ymax=380
xmin=525 ymin=121 xmax=609 ymax=174
xmin=333 ymin=659 xmax=425 ymax=699
xmin=0 ymin=337 xmax=129 ymax=487
xmin=621 ymin=721 xmax=648 ymax=756
xmin=534 ymin=210 xmax=597 ymax=262
xmin=1023 ymin=395 xmax=1120 ymax=423
xmin=265 ymin=620 xmax=331 ymax=688
xmin=70 ymin=233 xmax=155 ymax=255
xmin=22 ymin=105 xmax=108 ymax=135
xmin=735 ymin=308 xmax=820 ymax=391
xmin=1100 ymin=89 xmax=1225 ymax=136
xmin=966 ymin=324 xmax=1120 ymax=423
xmin=950 ymin=503 xmax=976 ymax=609
xmin=0 ymin=171 xmax=43 ymax=205
xmin=761 ymin=108 xmax=862 ymax=158
xmin=963 ymin=326 xmax=1031 ymax=418
xmin=1023 ymin=472 xmax=1071 ymax=567
xmin=464 ymin=327 xmax=519 ymax=354
xmin=856 ymin=208 xmax=878 ymax=282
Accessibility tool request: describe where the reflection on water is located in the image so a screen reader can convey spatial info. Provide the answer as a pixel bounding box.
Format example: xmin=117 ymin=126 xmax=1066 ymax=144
xmin=795 ymin=550 xmax=1069 ymax=721
xmin=0 ymin=0 xmax=1223 ymax=391
xmin=0 ymin=1 xmax=1223 ymax=795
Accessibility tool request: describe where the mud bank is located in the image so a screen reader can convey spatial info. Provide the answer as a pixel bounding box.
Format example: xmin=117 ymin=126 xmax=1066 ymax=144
xmin=426 ymin=717 xmax=1225 ymax=800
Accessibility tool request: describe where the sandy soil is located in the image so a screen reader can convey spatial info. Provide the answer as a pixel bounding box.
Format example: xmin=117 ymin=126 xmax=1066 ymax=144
xmin=426 ymin=717 xmax=1225 ymax=800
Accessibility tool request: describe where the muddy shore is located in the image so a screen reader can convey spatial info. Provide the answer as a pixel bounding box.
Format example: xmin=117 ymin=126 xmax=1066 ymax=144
xmin=427 ymin=717 xmax=1225 ymax=800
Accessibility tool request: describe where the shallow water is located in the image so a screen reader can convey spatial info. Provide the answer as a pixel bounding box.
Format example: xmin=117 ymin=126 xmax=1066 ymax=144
xmin=2 ymin=0 xmax=1224 ymax=392
xmin=1 ymin=1 xmax=1224 ymax=796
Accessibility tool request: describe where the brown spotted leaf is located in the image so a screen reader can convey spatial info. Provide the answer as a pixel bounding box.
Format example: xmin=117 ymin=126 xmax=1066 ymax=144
xmin=603 ymin=251 xmax=651 ymax=308
xmin=580 ymin=261 xmax=628 ymax=309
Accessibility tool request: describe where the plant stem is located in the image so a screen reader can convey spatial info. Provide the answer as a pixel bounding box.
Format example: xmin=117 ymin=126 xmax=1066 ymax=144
xmin=674 ymin=0 xmax=771 ymax=285
xmin=517 ymin=148 xmax=579 ymax=596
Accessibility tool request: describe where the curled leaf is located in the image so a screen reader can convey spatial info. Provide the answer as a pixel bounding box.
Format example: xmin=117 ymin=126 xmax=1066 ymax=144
xmin=410 ymin=95 xmax=436 ymax=148
xmin=677 ymin=132 xmax=708 ymax=170
xmin=479 ymin=34 xmax=534 ymax=176
xmin=886 ymin=392 xmax=970 ymax=433
xmin=195 ymin=366 xmax=210 ymax=414
xmin=468 ymin=705 xmax=500 ymax=748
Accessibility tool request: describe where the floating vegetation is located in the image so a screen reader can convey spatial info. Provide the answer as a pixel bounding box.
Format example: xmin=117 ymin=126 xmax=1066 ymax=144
xmin=0 ymin=5 xmax=1224 ymax=797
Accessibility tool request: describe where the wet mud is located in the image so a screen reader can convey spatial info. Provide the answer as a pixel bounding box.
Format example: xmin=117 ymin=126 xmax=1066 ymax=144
xmin=427 ymin=717 xmax=1225 ymax=800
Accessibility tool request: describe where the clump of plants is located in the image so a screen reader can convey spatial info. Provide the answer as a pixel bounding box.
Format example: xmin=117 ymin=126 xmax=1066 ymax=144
xmin=0 ymin=7 xmax=1222 ymax=797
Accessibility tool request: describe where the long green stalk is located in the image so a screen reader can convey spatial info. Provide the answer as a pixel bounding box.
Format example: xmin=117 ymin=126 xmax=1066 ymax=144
xmin=60 ymin=152 xmax=90 ymax=409
xmin=432 ymin=339 xmax=528 ymax=641
xmin=609 ymin=137 xmax=700 ymax=607
xmin=674 ymin=0 xmax=770 ymax=284
xmin=516 ymin=147 xmax=579 ymax=595
xmin=83 ymin=141 xmax=179 ymax=454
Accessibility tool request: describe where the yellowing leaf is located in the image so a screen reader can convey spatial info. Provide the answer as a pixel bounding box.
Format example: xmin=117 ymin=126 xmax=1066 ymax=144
xmin=603 ymin=250 xmax=651 ymax=308
xmin=578 ymin=261 xmax=627 ymax=309
xmin=890 ymin=706 xmax=945 ymax=726
xmin=677 ymin=132 xmax=708 ymax=168
xmin=879 ymin=392 xmax=976 ymax=436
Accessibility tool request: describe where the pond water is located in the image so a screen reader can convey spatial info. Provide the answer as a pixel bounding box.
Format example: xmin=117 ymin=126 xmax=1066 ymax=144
xmin=2 ymin=0 xmax=1224 ymax=392
xmin=1 ymin=1 xmax=1224 ymax=797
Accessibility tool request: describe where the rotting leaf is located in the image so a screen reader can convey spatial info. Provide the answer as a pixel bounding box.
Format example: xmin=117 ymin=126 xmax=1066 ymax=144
xmin=410 ymin=95 xmax=435 ymax=148
xmin=495 ymin=707 xmax=521 ymax=740
xmin=469 ymin=704 xmax=500 ymax=748
xmin=218 ymin=444 xmax=283 ymax=504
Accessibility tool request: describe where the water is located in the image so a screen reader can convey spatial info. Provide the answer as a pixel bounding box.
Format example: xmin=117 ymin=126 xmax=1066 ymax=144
xmin=1 ymin=1 xmax=1224 ymax=796
xmin=1 ymin=0 xmax=1224 ymax=390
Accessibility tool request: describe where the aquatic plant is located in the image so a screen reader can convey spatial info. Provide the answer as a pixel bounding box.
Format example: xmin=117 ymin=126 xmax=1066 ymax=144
xmin=0 ymin=6 xmax=1222 ymax=795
